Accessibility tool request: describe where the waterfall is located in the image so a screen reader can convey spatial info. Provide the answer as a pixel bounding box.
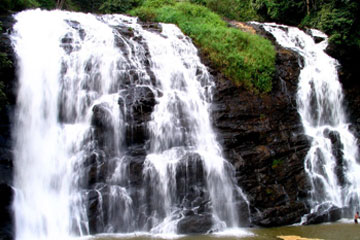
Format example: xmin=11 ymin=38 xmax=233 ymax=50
xmin=11 ymin=9 xmax=249 ymax=239
xmin=257 ymin=23 xmax=360 ymax=217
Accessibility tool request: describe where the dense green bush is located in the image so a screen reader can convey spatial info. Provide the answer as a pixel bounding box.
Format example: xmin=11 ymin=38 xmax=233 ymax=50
xmin=131 ymin=2 xmax=275 ymax=92
xmin=141 ymin=0 xmax=175 ymax=8
xmin=189 ymin=0 xmax=206 ymax=5
xmin=0 ymin=0 xmax=40 ymax=13
xmin=301 ymin=0 xmax=360 ymax=50
xmin=185 ymin=0 xmax=359 ymax=72
xmin=99 ymin=0 xmax=143 ymax=13
xmin=37 ymin=0 xmax=56 ymax=9
xmin=205 ymin=0 xmax=260 ymax=21
xmin=251 ymin=0 xmax=305 ymax=25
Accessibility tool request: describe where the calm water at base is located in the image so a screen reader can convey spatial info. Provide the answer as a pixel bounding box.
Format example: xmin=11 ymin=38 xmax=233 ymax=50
xmin=90 ymin=221 xmax=360 ymax=240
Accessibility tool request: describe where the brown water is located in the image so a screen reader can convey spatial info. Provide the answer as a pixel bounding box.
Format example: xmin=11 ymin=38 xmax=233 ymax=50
xmin=91 ymin=222 xmax=360 ymax=240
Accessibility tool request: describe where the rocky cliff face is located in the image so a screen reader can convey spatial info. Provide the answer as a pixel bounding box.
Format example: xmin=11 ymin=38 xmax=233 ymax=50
xmin=208 ymin=27 xmax=312 ymax=226
xmin=1 ymin=14 xmax=359 ymax=238
xmin=0 ymin=16 xmax=311 ymax=238
xmin=0 ymin=15 xmax=16 ymax=240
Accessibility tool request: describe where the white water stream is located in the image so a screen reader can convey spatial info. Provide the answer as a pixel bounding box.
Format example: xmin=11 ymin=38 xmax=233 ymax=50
xmin=258 ymin=23 xmax=360 ymax=216
xmin=11 ymin=9 xmax=248 ymax=240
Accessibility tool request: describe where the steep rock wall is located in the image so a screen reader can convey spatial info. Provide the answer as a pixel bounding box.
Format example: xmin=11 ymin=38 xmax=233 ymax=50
xmin=209 ymin=25 xmax=312 ymax=226
xmin=0 ymin=15 xmax=16 ymax=240
xmin=1 ymin=15 xmax=358 ymax=237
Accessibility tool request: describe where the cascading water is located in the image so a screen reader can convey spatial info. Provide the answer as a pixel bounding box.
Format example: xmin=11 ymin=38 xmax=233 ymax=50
xmin=257 ymin=23 xmax=360 ymax=217
xmin=11 ymin=9 xmax=249 ymax=240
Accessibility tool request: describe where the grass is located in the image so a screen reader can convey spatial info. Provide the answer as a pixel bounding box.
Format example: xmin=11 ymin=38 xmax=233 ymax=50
xmin=130 ymin=1 xmax=276 ymax=93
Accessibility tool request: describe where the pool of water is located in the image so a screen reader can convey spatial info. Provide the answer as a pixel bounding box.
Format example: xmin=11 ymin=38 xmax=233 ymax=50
xmin=89 ymin=220 xmax=360 ymax=240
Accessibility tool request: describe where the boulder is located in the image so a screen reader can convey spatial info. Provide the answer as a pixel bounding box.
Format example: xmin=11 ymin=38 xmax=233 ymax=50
xmin=175 ymin=153 xmax=207 ymax=206
xmin=119 ymin=86 xmax=156 ymax=145
xmin=323 ymin=129 xmax=347 ymax=187
xmin=177 ymin=213 xmax=213 ymax=234
xmin=251 ymin=202 xmax=308 ymax=227
xmin=303 ymin=203 xmax=342 ymax=225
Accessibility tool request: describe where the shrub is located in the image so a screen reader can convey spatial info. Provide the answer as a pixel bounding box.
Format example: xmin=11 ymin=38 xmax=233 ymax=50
xmin=251 ymin=0 xmax=305 ymax=25
xmin=142 ymin=0 xmax=175 ymax=8
xmin=132 ymin=6 xmax=157 ymax=21
xmin=100 ymin=0 xmax=143 ymax=13
xmin=189 ymin=0 xmax=206 ymax=5
xmin=131 ymin=2 xmax=275 ymax=92
xmin=37 ymin=0 xmax=56 ymax=9
xmin=205 ymin=0 xmax=260 ymax=21
xmin=0 ymin=0 xmax=39 ymax=12
xmin=301 ymin=1 xmax=359 ymax=50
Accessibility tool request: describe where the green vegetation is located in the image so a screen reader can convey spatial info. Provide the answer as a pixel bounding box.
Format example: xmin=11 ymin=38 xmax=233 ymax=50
xmin=204 ymin=0 xmax=360 ymax=61
xmin=99 ymin=0 xmax=142 ymax=13
xmin=0 ymin=0 xmax=277 ymax=92
xmin=131 ymin=1 xmax=275 ymax=92
xmin=183 ymin=0 xmax=359 ymax=68
xmin=194 ymin=0 xmax=260 ymax=22
xmin=250 ymin=0 xmax=306 ymax=25
xmin=1 ymin=0 xmax=359 ymax=91
xmin=0 ymin=0 xmax=39 ymax=12
xmin=300 ymin=0 xmax=360 ymax=53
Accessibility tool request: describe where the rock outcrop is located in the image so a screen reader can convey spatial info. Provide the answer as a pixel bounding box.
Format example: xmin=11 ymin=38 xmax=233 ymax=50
xmin=2 ymin=14 xmax=360 ymax=239
xmin=209 ymin=24 xmax=311 ymax=227
xmin=0 ymin=15 xmax=16 ymax=240
xmin=302 ymin=203 xmax=342 ymax=225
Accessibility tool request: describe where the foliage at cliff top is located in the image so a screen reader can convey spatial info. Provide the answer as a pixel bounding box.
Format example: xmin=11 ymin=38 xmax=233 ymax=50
xmin=131 ymin=1 xmax=276 ymax=93
xmin=1 ymin=0 xmax=359 ymax=58
xmin=199 ymin=0 xmax=360 ymax=61
xmin=300 ymin=0 xmax=360 ymax=54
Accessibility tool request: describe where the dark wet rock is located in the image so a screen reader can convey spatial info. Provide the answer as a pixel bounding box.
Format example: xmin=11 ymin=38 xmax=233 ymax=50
xmin=91 ymin=103 xmax=119 ymax=153
xmin=326 ymin=38 xmax=360 ymax=96
xmin=342 ymin=74 xmax=360 ymax=153
xmin=115 ymin=26 xmax=135 ymax=39
xmin=303 ymin=28 xmax=325 ymax=43
xmin=120 ymin=86 xmax=156 ymax=145
xmin=323 ymin=130 xmax=347 ymax=186
xmin=83 ymin=150 xmax=106 ymax=188
xmin=121 ymin=86 xmax=156 ymax=122
xmin=87 ymin=189 xmax=104 ymax=234
xmin=92 ymin=103 xmax=114 ymax=130
xmin=175 ymin=153 xmax=207 ymax=206
xmin=0 ymin=15 xmax=15 ymax=240
xmin=141 ymin=22 xmax=162 ymax=33
xmin=60 ymin=33 xmax=75 ymax=54
xmin=163 ymin=153 xmax=217 ymax=219
xmin=177 ymin=213 xmax=213 ymax=234
xmin=0 ymin=183 xmax=13 ymax=240
xmin=208 ymin=24 xmax=312 ymax=226
xmin=303 ymin=204 xmax=342 ymax=225
xmin=128 ymin=154 xmax=145 ymax=186
xmin=252 ymin=202 xmax=308 ymax=227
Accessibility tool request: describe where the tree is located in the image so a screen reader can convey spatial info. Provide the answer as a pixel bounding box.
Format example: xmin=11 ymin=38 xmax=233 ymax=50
xmin=56 ymin=0 xmax=66 ymax=9
xmin=306 ymin=0 xmax=310 ymax=14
